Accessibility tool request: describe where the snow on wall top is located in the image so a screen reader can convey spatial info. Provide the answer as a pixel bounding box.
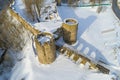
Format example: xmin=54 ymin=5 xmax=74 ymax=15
xmin=64 ymin=18 xmax=78 ymax=25
xmin=37 ymin=35 xmax=51 ymax=45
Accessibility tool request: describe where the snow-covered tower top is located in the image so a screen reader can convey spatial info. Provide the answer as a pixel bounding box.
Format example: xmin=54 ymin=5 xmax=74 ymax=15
xmin=62 ymin=18 xmax=78 ymax=44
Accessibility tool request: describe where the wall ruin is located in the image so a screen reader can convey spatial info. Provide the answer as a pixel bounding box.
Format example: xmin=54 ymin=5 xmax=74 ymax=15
xmin=0 ymin=10 xmax=30 ymax=51
xmin=0 ymin=8 xmax=41 ymax=51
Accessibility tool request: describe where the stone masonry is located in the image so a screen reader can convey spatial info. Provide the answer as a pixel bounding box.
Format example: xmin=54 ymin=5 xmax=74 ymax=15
xmin=62 ymin=18 xmax=78 ymax=45
xmin=35 ymin=32 xmax=56 ymax=64
xmin=0 ymin=9 xmax=32 ymax=51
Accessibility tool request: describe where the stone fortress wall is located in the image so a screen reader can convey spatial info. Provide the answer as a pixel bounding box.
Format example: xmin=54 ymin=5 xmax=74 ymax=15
xmin=0 ymin=7 xmax=57 ymax=64
xmin=9 ymin=8 xmax=40 ymax=36
xmin=8 ymin=8 xmax=56 ymax=64
xmin=0 ymin=2 xmax=116 ymax=76
xmin=0 ymin=9 xmax=31 ymax=51
xmin=0 ymin=8 xmax=41 ymax=51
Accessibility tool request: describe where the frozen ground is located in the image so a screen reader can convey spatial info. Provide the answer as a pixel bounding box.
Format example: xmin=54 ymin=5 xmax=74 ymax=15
xmin=0 ymin=0 xmax=120 ymax=80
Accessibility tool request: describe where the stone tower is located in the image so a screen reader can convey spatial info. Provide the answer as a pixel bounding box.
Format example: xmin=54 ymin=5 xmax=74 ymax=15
xmin=35 ymin=32 xmax=56 ymax=64
xmin=62 ymin=18 xmax=78 ymax=45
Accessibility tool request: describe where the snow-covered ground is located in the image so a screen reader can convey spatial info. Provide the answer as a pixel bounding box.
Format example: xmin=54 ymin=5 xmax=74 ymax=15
xmin=13 ymin=0 xmax=61 ymax=24
xmin=9 ymin=39 xmax=114 ymax=80
xmin=57 ymin=6 xmax=120 ymax=66
xmin=34 ymin=21 xmax=62 ymax=33
xmin=1 ymin=0 xmax=120 ymax=80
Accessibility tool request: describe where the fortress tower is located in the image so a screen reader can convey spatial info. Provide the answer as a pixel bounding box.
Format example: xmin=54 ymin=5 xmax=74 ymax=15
xmin=35 ymin=32 xmax=56 ymax=64
xmin=62 ymin=18 xmax=78 ymax=45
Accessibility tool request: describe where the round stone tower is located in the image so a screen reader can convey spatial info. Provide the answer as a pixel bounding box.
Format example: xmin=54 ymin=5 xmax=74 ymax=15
xmin=35 ymin=32 xmax=56 ymax=64
xmin=62 ymin=18 xmax=78 ymax=45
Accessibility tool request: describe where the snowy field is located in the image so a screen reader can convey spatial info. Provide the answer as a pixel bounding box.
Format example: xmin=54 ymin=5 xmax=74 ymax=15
xmin=1 ymin=0 xmax=120 ymax=80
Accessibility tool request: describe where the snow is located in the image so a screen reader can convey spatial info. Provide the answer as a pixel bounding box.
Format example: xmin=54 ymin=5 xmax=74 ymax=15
xmin=80 ymin=7 xmax=120 ymax=66
xmin=1 ymin=0 xmax=120 ymax=80
xmin=57 ymin=5 xmax=120 ymax=66
xmin=37 ymin=35 xmax=51 ymax=45
xmin=64 ymin=18 xmax=78 ymax=25
xmin=66 ymin=21 xmax=75 ymax=25
xmin=44 ymin=0 xmax=55 ymax=5
xmin=34 ymin=21 xmax=62 ymax=33
xmin=13 ymin=0 xmax=29 ymax=22
xmin=13 ymin=0 xmax=61 ymax=23
xmin=10 ymin=40 xmax=113 ymax=80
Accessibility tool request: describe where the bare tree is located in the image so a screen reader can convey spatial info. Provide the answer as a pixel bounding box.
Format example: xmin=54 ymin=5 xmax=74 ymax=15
xmin=90 ymin=0 xmax=95 ymax=6
xmin=34 ymin=0 xmax=43 ymax=22
xmin=98 ymin=0 xmax=102 ymax=5
xmin=90 ymin=0 xmax=102 ymax=6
